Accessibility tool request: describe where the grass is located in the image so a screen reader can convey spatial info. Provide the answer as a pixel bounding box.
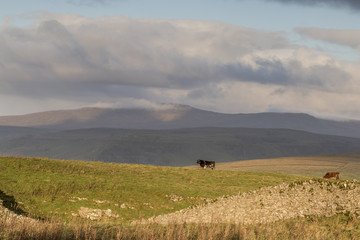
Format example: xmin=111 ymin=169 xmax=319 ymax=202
xmin=1 ymin=156 xmax=360 ymax=239
xmin=1 ymin=213 xmax=359 ymax=240
xmin=0 ymin=156 xmax=307 ymax=223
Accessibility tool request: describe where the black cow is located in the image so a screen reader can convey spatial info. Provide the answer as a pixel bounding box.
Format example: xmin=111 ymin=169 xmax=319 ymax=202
xmin=197 ymin=159 xmax=215 ymax=170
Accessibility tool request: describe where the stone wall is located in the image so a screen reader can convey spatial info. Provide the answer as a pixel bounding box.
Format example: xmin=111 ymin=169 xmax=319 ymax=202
xmin=138 ymin=179 xmax=360 ymax=225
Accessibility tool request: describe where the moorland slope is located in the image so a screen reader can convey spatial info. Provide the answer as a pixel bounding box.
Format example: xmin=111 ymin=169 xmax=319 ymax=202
xmin=2 ymin=128 xmax=360 ymax=166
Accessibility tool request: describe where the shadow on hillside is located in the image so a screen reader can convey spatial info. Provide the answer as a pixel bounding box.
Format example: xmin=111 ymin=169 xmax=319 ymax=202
xmin=0 ymin=189 xmax=27 ymax=216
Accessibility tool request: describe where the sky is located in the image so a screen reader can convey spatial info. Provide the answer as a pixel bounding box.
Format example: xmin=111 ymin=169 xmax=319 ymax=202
xmin=1 ymin=0 xmax=360 ymax=120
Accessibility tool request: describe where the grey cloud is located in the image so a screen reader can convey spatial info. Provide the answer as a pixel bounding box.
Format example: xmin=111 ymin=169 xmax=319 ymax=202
xmin=0 ymin=16 xmax=291 ymax=95
xmin=265 ymin=0 xmax=360 ymax=10
xmin=0 ymin=78 xmax=152 ymax=103
xmin=296 ymin=28 xmax=360 ymax=50
xmin=290 ymin=62 xmax=350 ymax=90
xmin=187 ymin=84 xmax=225 ymax=99
xmin=217 ymin=57 xmax=350 ymax=91
xmin=220 ymin=58 xmax=289 ymax=85
xmin=271 ymin=88 xmax=286 ymax=96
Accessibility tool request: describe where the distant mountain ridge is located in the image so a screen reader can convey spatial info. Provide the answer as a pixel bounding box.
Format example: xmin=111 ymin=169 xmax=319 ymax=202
xmin=1 ymin=105 xmax=360 ymax=166
xmin=1 ymin=127 xmax=360 ymax=166
xmin=1 ymin=105 xmax=360 ymax=138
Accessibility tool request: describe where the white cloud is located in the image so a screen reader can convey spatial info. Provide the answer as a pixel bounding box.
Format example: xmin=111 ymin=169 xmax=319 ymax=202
xmin=296 ymin=28 xmax=360 ymax=51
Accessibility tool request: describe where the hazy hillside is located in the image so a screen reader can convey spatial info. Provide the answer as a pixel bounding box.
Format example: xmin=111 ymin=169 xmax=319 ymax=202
xmin=0 ymin=126 xmax=51 ymax=143
xmin=1 ymin=127 xmax=360 ymax=166
xmin=1 ymin=105 xmax=360 ymax=138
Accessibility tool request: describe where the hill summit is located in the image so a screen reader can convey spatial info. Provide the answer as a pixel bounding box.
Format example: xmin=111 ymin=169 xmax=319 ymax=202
xmin=1 ymin=104 xmax=360 ymax=138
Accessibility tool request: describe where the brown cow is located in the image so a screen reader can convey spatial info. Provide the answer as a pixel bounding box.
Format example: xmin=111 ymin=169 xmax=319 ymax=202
xmin=323 ymin=172 xmax=340 ymax=180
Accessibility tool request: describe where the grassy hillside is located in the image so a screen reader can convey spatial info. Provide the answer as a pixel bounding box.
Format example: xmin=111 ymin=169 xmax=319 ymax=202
xmin=2 ymin=127 xmax=360 ymax=166
xmin=0 ymin=156 xmax=307 ymax=223
xmin=2 ymin=156 xmax=360 ymax=239
xmin=203 ymin=153 xmax=360 ymax=180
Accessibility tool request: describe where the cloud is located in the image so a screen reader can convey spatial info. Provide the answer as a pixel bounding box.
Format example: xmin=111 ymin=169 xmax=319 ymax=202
xmin=0 ymin=14 xmax=290 ymax=92
xmin=0 ymin=13 xmax=360 ymax=119
xmin=219 ymin=58 xmax=289 ymax=85
xmin=296 ymin=28 xmax=360 ymax=50
xmin=265 ymin=0 xmax=360 ymax=11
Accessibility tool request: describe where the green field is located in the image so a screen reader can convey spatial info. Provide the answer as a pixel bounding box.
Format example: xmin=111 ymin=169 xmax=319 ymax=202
xmin=2 ymin=155 xmax=360 ymax=239
xmin=0 ymin=156 xmax=307 ymax=223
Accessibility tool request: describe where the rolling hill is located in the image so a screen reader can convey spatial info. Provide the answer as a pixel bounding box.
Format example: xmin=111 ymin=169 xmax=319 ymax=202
xmin=1 ymin=127 xmax=360 ymax=166
xmin=0 ymin=126 xmax=50 ymax=143
xmin=205 ymin=153 xmax=360 ymax=180
xmin=1 ymin=105 xmax=360 ymax=138
xmin=0 ymin=156 xmax=306 ymax=223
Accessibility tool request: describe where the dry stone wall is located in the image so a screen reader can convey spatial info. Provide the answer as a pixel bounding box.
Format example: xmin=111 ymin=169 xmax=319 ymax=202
xmin=137 ymin=179 xmax=360 ymax=225
xmin=0 ymin=200 xmax=37 ymax=226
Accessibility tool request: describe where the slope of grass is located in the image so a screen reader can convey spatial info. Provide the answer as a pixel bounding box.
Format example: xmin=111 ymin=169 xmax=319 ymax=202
xmin=0 ymin=156 xmax=307 ymax=223
xmin=194 ymin=153 xmax=360 ymax=180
